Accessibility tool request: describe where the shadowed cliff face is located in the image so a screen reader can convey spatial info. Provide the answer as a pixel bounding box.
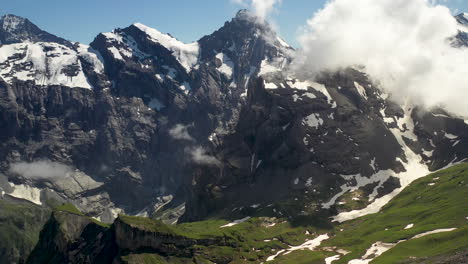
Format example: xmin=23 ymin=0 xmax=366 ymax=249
xmin=0 ymin=11 xmax=295 ymax=224
xmin=182 ymin=69 xmax=468 ymax=222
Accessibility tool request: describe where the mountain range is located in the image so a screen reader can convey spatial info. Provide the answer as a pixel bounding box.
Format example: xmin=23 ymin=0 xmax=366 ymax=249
xmin=0 ymin=10 xmax=467 ymax=264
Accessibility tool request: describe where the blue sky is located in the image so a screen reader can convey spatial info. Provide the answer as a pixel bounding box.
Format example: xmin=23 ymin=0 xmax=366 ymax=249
xmin=1 ymin=0 xmax=467 ymax=47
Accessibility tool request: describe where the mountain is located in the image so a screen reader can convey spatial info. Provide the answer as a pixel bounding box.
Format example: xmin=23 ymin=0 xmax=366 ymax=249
xmin=0 ymin=9 xmax=294 ymax=224
xmin=0 ymin=14 xmax=71 ymax=46
xmin=26 ymin=163 xmax=468 ymax=263
xmin=455 ymin=13 xmax=468 ymax=47
xmin=0 ymin=10 xmax=467 ymax=264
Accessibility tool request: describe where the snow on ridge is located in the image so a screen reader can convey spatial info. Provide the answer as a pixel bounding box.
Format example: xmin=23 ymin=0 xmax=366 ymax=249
xmin=276 ymin=36 xmax=291 ymax=48
xmin=77 ymin=44 xmax=105 ymax=74
xmin=286 ymin=79 xmax=335 ymax=107
xmin=133 ymin=23 xmax=199 ymax=71
xmin=102 ymin=31 xmax=150 ymax=61
xmin=0 ymin=42 xmax=93 ymax=89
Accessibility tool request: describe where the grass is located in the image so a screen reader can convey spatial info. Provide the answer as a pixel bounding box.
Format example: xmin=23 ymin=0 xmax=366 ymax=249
xmin=55 ymin=203 xmax=110 ymax=228
xmin=321 ymin=162 xmax=468 ymax=264
xmin=373 ymin=225 xmax=468 ymax=263
xmin=0 ymin=199 xmax=51 ymax=263
xmin=119 ymin=214 xmax=325 ymax=262
xmin=116 ymin=163 xmax=468 ymax=263
xmin=55 ymin=203 xmax=85 ymax=216
xmin=26 ymin=163 xmax=468 ymax=263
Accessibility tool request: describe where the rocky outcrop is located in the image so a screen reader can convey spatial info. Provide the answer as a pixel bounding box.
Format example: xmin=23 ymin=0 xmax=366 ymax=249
xmin=114 ymin=216 xmax=233 ymax=257
xmin=26 ymin=210 xmax=116 ymax=264
xmin=27 ymin=210 xmax=235 ymax=264
xmin=182 ymin=68 xmax=468 ymax=221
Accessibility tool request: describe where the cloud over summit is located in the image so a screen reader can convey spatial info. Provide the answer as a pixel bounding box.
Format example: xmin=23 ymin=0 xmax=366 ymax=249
xmin=292 ymin=0 xmax=468 ymax=116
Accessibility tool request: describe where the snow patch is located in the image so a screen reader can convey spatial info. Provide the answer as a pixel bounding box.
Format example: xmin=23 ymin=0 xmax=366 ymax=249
xmin=354 ymin=82 xmax=368 ymax=100
xmin=325 ymin=255 xmax=341 ymax=264
xmin=215 ymin=53 xmax=234 ymax=78
xmin=444 ymin=132 xmax=458 ymax=140
xmin=303 ymin=113 xmax=323 ymax=129
xmin=266 ymin=234 xmax=329 ymax=261
xmin=331 ymin=105 xmax=429 ymax=222
xmin=7 ymin=183 xmax=42 ymax=205
xmin=412 ymin=228 xmax=457 ymax=239
xmin=0 ymin=42 xmax=93 ymax=89
xmin=276 ymin=36 xmax=291 ymax=48
xmin=264 ymin=80 xmax=278 ymax=89
xmin=220 ymin=216 xmax=251 ymax=228
xmin=349 ymin=228 xmax=457 ymax=263
xmin=287 ymin=79 xmax=335 ymax=106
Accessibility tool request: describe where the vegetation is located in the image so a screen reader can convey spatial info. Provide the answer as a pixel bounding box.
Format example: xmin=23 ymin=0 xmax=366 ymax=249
xmin=0 ymin=199 xmax=51 ymax=264
xmin=55 ymin=203 xmax=110 ymax=227
xmin=322 ymin=162 xmax=468 ymax=264
xmin=23 ymin=163 xmax=468 ymax=263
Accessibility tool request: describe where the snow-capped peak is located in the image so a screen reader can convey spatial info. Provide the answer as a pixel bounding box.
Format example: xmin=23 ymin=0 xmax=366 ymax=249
xmin=1 ymin=14 xmax=26 ymax=32
xmin=132 ymin=23 xmax=199 ymax=71
xmin=456 ymin=13 xmax=468 ymax=26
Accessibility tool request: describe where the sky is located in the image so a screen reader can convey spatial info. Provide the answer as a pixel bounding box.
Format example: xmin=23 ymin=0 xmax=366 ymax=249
xmin=2 ymin=0 xmax=465 ymax=47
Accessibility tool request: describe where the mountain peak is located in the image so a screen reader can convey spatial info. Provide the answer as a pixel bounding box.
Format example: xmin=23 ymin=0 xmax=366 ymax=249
xmin=235 ymin=9 xmax=255 ymax=20
xmin=1 ymin=14 xmax=28 ymax=33
xmin=456 ymin=12 xmax=468 ymax=25
xmin=0 ymin=13 xmax=71 ymax=47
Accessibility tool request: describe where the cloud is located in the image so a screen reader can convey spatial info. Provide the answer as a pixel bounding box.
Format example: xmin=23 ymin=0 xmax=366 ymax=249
xmin=292 ymin=0 xmax=468 ymax=116
xmin=169 ymin=124 xmax=194 ymax=141
xmin=232 ymin=0 xmax=282 ymax=21
xmin=186 ymin=146 xmax=220 ymax=165
xmin=9 ymin=160 xmax=73 ymax=180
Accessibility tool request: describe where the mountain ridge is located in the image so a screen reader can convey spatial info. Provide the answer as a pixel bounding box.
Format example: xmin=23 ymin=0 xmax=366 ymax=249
xmin=0 ymin=10 xmax=467 ymax=264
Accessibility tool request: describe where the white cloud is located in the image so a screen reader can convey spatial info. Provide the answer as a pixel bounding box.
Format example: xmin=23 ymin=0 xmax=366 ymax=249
xmin=169 ymin=124 xmax=194 ymax=141
xmin=293 ymin=0 xmax=468 ymax=116
xmin=9 ymin=160 xmax=72 ymax=180
xmin=232 ymin=0 xmax=282 ymax=21
xmin=186 ymin=146 xmax=220 ymax=165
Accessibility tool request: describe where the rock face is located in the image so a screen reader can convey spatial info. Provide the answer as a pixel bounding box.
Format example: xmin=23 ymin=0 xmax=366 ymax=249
xmin=182 ymin=68 xmax=468 ymax=221
xmin=26 ymin=210 xmax=116 ymax=264
xmin=0 ymin=14 xmax=71 ymax=46
xmin=0 ymin=10 xmax=293 ymax=221
xmin=26 ymin=209 xmax=234 ymax=264
xmin=455 ymin=13 xmax=468 ymax=47
xmin=0 ymin=10 xmax=467 ymax=240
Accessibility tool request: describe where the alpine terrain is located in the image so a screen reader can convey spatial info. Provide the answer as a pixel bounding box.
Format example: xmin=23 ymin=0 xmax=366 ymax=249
xmin=0 ymin=9 xmax=467 ymax=264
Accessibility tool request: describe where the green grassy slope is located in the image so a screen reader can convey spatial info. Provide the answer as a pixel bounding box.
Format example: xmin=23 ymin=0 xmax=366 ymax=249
xmin=0 ymin=199 xmax=52 ymax=264
xmin=320 ymin=162 xmax=468 ymax=264
xmin=115 ymin=163 xmax=468 ymax=263
xmin=25 ymin=163 xmax=468 ymax=263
